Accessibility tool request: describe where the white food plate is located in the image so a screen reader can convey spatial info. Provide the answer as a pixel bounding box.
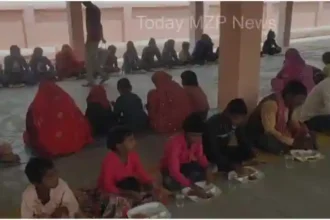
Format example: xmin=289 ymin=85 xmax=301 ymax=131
xmin=290 ymin=149 xmax=323 ymax=162
xmin=228 ymin=166 xmax=264 ymax=183
xmin=181 ymin=181 xmax=221 ymax=202
xmin=127 ymin=202 xmax=171 ymax=218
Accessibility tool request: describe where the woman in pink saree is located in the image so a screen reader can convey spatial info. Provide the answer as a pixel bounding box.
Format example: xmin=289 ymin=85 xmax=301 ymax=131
xmin=271 ymin=48 xmax=315 ymax=93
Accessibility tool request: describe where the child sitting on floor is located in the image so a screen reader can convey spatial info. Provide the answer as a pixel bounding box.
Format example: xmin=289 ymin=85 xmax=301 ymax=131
xmin=161 ymin=113 xmax=213 ymax=198
xmin=203 ymin=99 xmax=255 ymax=173
xmin=261 ymin=29 xmax=282 ymax=56
xmin=113 ymin=78 xmax=149 ymax=131
xmin=179 ymin=42 xmax=192 ymax=65
xmin=98 ymin=126 xmax=157 ymax=206
xmin=21 ymin=157 xmax=82 ymax=218
xmin=122 ymin=41 xmax=141 ymax=74
xmin=104 ymin=45 xmax=120 ymax=74
xmin=161 ymin=39 xmax=180 ymax=68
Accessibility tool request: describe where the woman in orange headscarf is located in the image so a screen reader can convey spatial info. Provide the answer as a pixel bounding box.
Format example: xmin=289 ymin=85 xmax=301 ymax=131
xmin=147 ymin=71 xmax=192 ymax=133
xmin=85 ymin=85 xmax=116 ymax=137
xmin=55 ymin=44 xmax=85 ymax=80
xmin=23 ymin=80 xmax=93 ymax=157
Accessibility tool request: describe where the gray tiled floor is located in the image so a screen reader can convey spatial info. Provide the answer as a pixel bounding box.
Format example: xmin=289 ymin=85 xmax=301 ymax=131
xmin=1 ymin=38 xmax=330 ymax=217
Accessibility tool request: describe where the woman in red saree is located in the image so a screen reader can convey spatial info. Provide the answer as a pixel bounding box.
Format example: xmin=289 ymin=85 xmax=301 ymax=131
xmin=23 ymin=80 xmax=93 ymax=157
xmin=55 ymin=44 xmax=84 ymax=80
xmin=147 ymin=71 xmax=192 ymax=133
xmin=271 ymin=48 xmax=315 ymax=93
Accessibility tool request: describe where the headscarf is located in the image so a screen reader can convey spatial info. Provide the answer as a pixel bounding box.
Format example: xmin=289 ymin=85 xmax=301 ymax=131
xmin=148 ymin=71 xmax=192 ymax=133
xmin=24 ymin=81 xmax=92 ymax=157
xmin=151 ymin=71 xmax=173 ymax=88
xmin=273 ymin=48 xmax=314 ymax=93
xmin=281 ymin=48 xmax=306 ymax=78
xmin=87 ymin=85 xmax=110 ymax=109
xmin=266 ymin=30 xmax=275 ymax=40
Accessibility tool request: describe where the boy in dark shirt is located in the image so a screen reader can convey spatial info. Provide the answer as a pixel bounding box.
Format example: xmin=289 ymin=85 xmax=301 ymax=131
xmin=203 ymin=99 xmax=255 ymax=173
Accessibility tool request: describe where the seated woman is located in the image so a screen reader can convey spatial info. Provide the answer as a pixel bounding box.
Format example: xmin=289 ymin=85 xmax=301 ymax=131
xmin=3 ymin=45 xmax=32 ymax=87
xmin=271 ymin=48 xmax=315 ymax=93
xmin=55 ymin=44 xmax=84 ymax=80
xmin=192 ymin=34 xmax=217 ymax=65
xmin=161 ymin=39 xmax=180 ymax=68
xmin=103 ymin=45 xmax=120 ymax=74
xmin=261 ymin=29 xmax=282 ymax=56
xmin=181 ymin=70 xmax=209 ymax=120
xmin=23 ymin=80 xmax=93 ymax=157
xmin=247 ymin=80 xmax=316 ymax=155
xmin=98 ymin=126 xmax=156 ymax=209
xmin=0 ymin=141 xmax=20 ymax=164
xmin=29 ymin=47 xmax=55 ymax=81
xmin=113 ymin=78 xmax=148 ymax=131
xmin=203 ymin=99 xmax=255 ymax=173
xmin=122 ymin=41 xmax=141 ymax=74
xmin=85 ymin=85 xmax=116 ymax=137
xmin=179 ymin=42 xmax=192 ymax=65
xmin=21 ymin=157 xmax=82 ymax=218
xmin=161 ymin=113 xmax=213 ymax=197
xmin=147 ymin=71 xmax=192 ymax=133
xmin=141 ymin=38 xmax=162 ymax=71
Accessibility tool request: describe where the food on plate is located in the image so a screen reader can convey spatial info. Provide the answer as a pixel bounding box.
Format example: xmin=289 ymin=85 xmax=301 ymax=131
xmin=237 ymin=167 xmax=255 ymax=177
xmin=187 ymin=189 xmax=213 ymax=199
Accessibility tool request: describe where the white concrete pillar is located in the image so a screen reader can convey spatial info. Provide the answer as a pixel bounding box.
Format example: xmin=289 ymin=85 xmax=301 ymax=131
xmin=66 ymin=2 xmax=85 ymax=60
xmin=262 ymin=2 xmax=273 ymax=41
xmin=122 ymin=6 xmax=132 ymax=42
xmin=276 ymin=2 xmax=293 ymax=50
xmin=314 ymin=2 xmax=324 ymax=27
xmin=218 ymin=2 xmax=263 ymax=110
xmin=277 ymin=2 xmax=286 ymax=48
xmin=189 ymin=2 xmax=204 ymax=47
xmin=22 ymin=6 xmax=35 ymax=48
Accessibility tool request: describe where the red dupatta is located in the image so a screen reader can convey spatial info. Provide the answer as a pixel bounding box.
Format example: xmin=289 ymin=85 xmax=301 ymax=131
xmin=24 ymin=81 xmax=92 ymax=157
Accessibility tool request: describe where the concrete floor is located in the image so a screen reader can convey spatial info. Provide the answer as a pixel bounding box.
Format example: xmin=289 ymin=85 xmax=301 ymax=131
xmin=1 ymin=38 xmax=330 ymax=217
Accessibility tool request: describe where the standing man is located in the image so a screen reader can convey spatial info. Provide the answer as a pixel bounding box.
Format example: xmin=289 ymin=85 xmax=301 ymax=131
xmin=82 ymin=1 xmax=108 ymax=87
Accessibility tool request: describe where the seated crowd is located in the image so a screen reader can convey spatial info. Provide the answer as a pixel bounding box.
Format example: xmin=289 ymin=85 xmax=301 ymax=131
xmin=0 ymin=38 xmax=328 ymax=217
xmin=0 ymin=33 xmax=220 ymax=87
xmin=1 ymin=29 xmax=290 ymax=88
